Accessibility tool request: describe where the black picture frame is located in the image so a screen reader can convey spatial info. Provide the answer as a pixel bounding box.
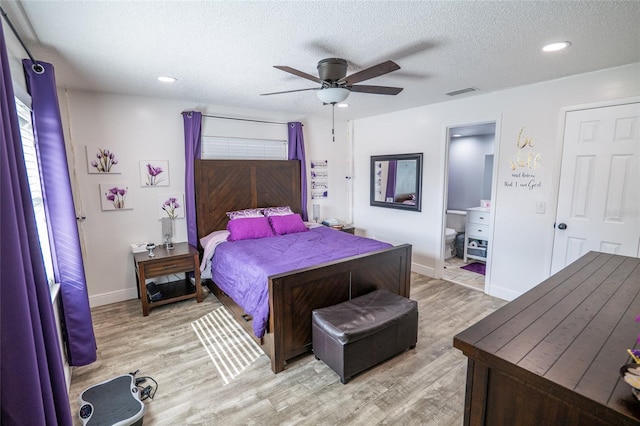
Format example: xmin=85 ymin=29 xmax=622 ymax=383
xmin=370 ymin=153 xmax=423 ymax=212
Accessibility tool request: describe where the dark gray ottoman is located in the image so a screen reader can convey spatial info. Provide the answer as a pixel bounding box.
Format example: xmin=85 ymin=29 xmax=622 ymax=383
xmin=312 ymin=289 xmax=418 ymax=384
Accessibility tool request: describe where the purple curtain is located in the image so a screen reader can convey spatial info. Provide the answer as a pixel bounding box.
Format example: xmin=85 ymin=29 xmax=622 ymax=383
xmin=183 ymin=111 xmax=202 ymax=247
xmin=385 ymin=160 xmax=397 ymax=201
xmin=1 ymin=27 xmax=73 ymax=426
xmin=23 ymin=59 xmax=97 ymax=366
xmin=288 ymin=122 xmax=308 ymax=221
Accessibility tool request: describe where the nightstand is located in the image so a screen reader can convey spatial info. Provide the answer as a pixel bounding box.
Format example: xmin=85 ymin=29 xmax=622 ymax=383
xmin=340 ymin=225 xmax=355 ymax=234
xmin=133 ymin=242 xmax=202 ymax=316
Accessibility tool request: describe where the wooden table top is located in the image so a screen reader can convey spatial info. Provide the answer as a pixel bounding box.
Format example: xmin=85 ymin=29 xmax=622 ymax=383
xmin=454 ymin=251 xmax=640 ymax=424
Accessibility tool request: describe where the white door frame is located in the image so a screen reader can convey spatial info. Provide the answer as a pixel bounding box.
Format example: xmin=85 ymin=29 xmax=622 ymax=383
xmin=548 ymin=96 xmax=640 ymax=275
xmin=437 ymin=115 xmax=503 ymax=294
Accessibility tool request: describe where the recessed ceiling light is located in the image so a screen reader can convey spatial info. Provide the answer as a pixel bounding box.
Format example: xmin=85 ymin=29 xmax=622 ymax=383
xmin=157 ymin=76 xmax=177 ymax=83
xmin=337 ymin=103 xmax=349 ymax=108
xmin=452 ymin=134 xmax=462 ymax=137
xmin=542 ymin=41 xmax=571 ymax=52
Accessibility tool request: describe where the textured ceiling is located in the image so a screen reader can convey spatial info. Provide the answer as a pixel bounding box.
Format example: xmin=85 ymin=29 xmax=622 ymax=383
xmin=4 ymin=1 xmax=640 ymax=120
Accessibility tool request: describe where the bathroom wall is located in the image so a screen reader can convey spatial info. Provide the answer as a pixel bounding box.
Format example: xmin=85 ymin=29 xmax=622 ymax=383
xmin=447 ymin=134 xmax=495 ymax=210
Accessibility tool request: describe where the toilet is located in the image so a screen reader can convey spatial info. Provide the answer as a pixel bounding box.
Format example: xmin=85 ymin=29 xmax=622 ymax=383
xmin=445 ymin=210 xmax=467 ymax=259
xmin=445 ymin=228 xmax=457 ymax=259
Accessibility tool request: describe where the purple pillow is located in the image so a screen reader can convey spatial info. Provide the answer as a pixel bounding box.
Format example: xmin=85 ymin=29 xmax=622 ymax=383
xmin=269 ymin=214 xmax=308 ymax=235
xmin=227 ymin=217 xmax=274 ymax=241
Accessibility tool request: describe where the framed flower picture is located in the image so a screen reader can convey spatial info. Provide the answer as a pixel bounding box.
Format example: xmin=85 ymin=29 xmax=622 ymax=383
xmin=86 ymin=146 xmax=121 ymax=174
xmin=157 ymin=193 xmax=184 ymax=219
xmin=100 ymin=184 xmax=132 ymax=210
xmin=140 ymin=160 xmax=169 ymax=187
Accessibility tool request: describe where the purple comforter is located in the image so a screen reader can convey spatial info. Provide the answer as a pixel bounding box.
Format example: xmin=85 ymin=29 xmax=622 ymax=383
xmin=211 ymin=226 xmax=392 ymax=338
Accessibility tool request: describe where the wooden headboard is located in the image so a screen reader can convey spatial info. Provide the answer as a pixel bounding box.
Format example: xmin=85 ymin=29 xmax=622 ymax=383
xmin=194 ymin=159 xmax=302 ymax=241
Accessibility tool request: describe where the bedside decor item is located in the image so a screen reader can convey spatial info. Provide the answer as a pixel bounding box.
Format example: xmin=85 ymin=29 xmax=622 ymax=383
xmin=86 ymin=146 xmax=121 ymax=174
xmin=140 ymin=160 xmax=169 ymax=187
xmin=370 ymin=153 xmax=422 ymax=212
xmin=146 ymin=242 xmax=156 ymax=257
xmin=100 ymin=184 xmax=131 ymax=210
xmin=161 ymin=218 xmax=174 ymax=250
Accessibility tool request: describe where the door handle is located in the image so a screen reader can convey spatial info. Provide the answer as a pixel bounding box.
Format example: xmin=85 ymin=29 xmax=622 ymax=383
xmin=557 ymin=223 xmax=567 ymax=230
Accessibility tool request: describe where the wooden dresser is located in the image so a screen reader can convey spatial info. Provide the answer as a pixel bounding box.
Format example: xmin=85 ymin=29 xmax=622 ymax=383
xmin=454 ymin=251 xmax=640 ymax=425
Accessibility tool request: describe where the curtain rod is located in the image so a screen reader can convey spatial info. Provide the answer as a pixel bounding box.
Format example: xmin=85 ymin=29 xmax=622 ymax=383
xmin=202 ymin=114 xmax=289 ymax=126
xmin=0 ymin=6 xmax=43 ymax=73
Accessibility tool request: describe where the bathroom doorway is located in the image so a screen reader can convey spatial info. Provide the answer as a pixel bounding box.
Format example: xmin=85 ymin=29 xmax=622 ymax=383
xmin=442 ymin=121 xmax=496 ymax=292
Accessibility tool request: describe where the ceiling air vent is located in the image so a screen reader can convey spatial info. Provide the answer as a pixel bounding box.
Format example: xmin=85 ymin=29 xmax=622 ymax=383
xmin=446 ymin=87 xmax=478 ymax=96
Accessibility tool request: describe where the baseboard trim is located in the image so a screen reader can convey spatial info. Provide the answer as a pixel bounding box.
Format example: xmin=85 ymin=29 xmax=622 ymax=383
xmin=89 ymin=288 xmax=138 ymax=308
xmin=486 ymin=284 xmax=518 ymax=301
xmin=412 ymin=262 xmax=435 ymax=278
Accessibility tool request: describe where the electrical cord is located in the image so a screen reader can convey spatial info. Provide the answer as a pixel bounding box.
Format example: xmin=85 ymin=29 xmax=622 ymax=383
xmin=136 ymin=376 xmax=158 ymax=400
xmin=128 ymin=370 xmax=158 ymax=401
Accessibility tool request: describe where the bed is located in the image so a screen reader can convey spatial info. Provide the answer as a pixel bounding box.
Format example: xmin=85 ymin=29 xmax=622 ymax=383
xmin=195 ymin=159 xmax=412 ymax=373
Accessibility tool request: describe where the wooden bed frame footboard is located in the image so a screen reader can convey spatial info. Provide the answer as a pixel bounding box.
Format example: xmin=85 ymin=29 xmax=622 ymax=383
xmin=268 ymin=243 xmax=412 ymax=373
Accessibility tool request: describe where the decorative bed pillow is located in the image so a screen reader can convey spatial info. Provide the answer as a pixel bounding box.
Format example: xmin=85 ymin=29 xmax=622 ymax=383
xmin=227 ymin=217 xmax=274 ymax=241
xmin=226 ymin=208 xmax=264 ymax=220
xmin=269 ymin=214 xmax=308 ymax=235
xmin=262 ymin=206 xmax=294 ymax=217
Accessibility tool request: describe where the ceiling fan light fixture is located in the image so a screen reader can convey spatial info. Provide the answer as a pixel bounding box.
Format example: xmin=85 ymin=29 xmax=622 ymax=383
xmin=317 ymin=87 xmax=350 ymax=104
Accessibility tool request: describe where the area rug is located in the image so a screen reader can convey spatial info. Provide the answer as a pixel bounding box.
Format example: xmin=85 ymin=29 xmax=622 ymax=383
xmin=460 ymin=262 xmax=486 ymax=275
xmin=191 ymin=307 xmax=263 ymax=385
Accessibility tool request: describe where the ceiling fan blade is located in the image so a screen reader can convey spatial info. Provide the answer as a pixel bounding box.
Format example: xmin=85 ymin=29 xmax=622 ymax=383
xmin=339 ymin=60 xmax=400 ymax=85
xmin=349 ymin=85 xmax=403 ymax=95
xmin=260 ymin=87 xmax=319 ymax=96
xmin=274 ymin=65 xmax=323 ymax=84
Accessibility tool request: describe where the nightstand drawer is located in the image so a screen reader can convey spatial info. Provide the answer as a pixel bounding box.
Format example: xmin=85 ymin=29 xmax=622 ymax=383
xmin=467 ymin=224 xmax=489 ymax=238
xmin=143 ymin=256 xmax=194 ymax=277
xmin=468 ymin=210 xmax=489 ymax=225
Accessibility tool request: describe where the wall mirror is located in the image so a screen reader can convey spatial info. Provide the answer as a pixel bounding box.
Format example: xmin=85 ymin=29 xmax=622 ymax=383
xmin=370 ymin=153 xmax=423 ymax=212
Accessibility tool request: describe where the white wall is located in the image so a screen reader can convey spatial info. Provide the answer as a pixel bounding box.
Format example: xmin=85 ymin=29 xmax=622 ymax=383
xmin=352 ymin=63 xmax=640 ymax=300
xmin=58 ymin=90 xmax=349 ymax=306
xmin=447 ymin=134 xmax=495 ymax=210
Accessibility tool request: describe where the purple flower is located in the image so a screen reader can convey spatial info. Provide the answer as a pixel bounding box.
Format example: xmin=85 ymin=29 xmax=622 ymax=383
xmin=91 ymin=148 xmax=118 ymax=172
xmin=104 ymin=186 xmax=127 ymax=209
xmin=162 ymin=196 xmax=180 ymax=218
xmin=145 ymin=163 xmax=165 ymax=186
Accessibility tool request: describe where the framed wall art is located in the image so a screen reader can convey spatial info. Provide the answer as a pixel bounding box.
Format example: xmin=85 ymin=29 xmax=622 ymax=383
xmin=140 ymin=160 xmax=169 ymax=187
xmin=86 ymin=146 xmax=122 ymax=174
xmin=157 ymin=193 xmax=184 ymax=219
xmin=100 ymin=184 xmax=132 ymax=211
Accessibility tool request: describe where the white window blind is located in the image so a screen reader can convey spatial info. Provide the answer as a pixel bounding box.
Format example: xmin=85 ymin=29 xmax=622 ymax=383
xmin=201 ymin=136 xmax=287 ymax=160
xmin=16 ymin=97 xmax=55 ymax=284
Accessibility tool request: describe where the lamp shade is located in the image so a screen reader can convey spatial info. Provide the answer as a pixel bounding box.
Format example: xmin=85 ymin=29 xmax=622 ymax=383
xmin=317 ymin=87 xmax=350 ymax=104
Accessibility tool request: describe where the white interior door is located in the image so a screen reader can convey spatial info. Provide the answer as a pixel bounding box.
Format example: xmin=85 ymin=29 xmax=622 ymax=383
xmin=551 ymin=102 xmax=640 ymax=273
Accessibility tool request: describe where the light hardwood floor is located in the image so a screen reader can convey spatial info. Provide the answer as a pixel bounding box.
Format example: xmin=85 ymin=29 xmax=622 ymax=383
xmin=68 ymin=274 xmax=505 ymax=425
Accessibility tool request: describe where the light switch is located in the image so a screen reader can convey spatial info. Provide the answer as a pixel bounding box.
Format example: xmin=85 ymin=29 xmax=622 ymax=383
xmin=536 ymin=201 xmax=545 ymax=214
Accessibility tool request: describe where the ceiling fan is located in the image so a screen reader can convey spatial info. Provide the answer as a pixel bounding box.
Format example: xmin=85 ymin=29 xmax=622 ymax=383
xmin=261 ymin=58 xmax=403 ymax=104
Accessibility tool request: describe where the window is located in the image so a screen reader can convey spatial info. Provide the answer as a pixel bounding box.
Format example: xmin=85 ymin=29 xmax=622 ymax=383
xmin=16 ymin=97 xmax=55 ymax=284
xmin=201 ymin=136 xmax=287 ymax=160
